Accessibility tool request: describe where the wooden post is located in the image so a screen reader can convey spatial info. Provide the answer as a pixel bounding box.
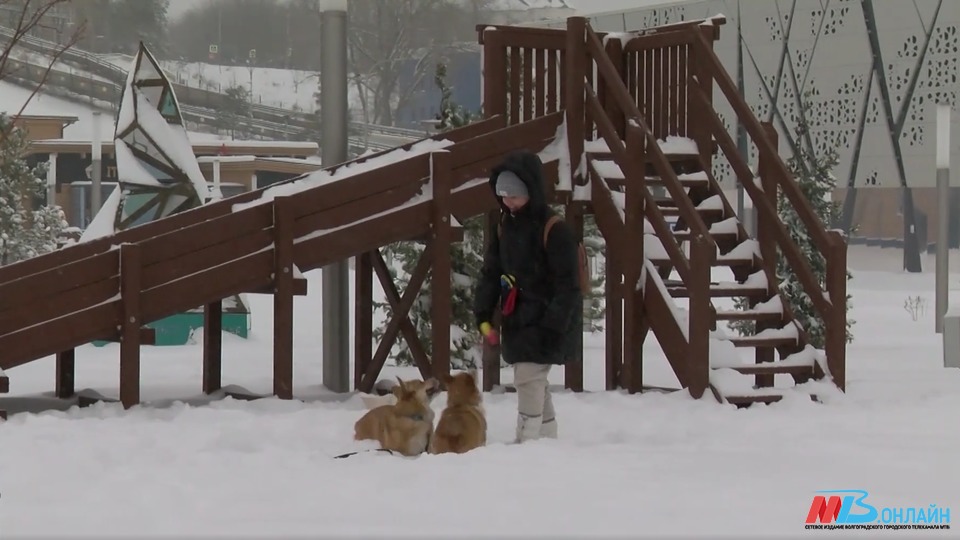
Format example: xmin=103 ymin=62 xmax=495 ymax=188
xmin=482 ymin=28 xmax=507 ymax=119
xmin=825 ymin=230 xmax=847 ymax=392
xmin=273 ymin=196 xmax=294 ymax=400
xmin=622 ymin=124 xmax=646 ymax=393
xmin=754 ymin=122 xmax=779 ymax=387
xmin=55 ymin=349 xmax=75 ymax=398
xmin=203 ymin=300 xmax=222 ymax=394
xmin=354 ymin=251 xmax=373 ymax=390
xmin=604 ymin=244 xmax=622 ymax=390
xmin=687 ymin=234 xmax=713 ymax=399
xmin=119 ymin=243 xmax=141 ymax=409
xmin=604 ymin=37 xmax=625 ymax=140
xmin=565 ymin=202 xmax=585 ymax=392
xmin=481 ymin=210 xmax=501 ymax=392
xmin=430 ymin=151 xmax=453 ymax=382
xmin=696 ymin=25 xmax=716 ymax=170
xmin=566 ymin=16 xmax=586 ymax=185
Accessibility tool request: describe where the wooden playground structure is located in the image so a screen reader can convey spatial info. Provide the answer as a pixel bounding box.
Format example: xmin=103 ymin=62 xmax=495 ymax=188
xmin=0 ymin=16 xmax=848 ymax=416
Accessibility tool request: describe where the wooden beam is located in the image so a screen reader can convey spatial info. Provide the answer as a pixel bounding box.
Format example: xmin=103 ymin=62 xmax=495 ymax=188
xmin=273 ymin=197 xmax=295 ymax=400
xmin=55 ymin=349 xmax=75 ymax=398
xmin=101 ymin=327 xmax=156 ymax=345
xmin=354 ymin=252 xmax=373 ymax=390
xmin=481 ymin=210 xmax=502 ymax=392
xmin=565 ymin=201 xmax=585 ymax=392
xmin=430 ymin=151 xmax=453 ymax=382
xmin=119 ymin=243 xmax=142 ymax=409
xmin=361 ymin=247 xmax=435 ymax=393
xmin=250 ymin=277 xmax=307 ymax=296
xmin=203 ymin=300 xmax=222 ymax=394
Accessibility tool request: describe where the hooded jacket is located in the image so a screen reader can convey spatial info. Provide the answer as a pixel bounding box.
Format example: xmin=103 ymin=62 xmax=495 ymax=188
xmin=473 ymin=151 xmax=582 ymax=365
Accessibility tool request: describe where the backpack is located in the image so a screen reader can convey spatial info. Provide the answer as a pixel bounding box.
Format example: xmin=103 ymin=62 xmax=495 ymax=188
xmin=497 ymin=214 xmax=591 ymax=293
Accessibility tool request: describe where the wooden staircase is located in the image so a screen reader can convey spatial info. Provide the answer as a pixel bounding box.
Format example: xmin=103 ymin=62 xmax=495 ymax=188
xmin=479 ymin=16 xmax=848 ymax=405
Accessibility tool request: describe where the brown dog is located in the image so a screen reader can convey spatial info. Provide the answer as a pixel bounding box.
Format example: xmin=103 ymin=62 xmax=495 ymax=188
xmin=429 ymin=369 xmax=487 ymax=455
xmin=354 ymin=377 xmax=439 ymax=457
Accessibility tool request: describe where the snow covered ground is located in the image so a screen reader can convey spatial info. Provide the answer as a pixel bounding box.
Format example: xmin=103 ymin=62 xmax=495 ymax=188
xmin=1 ymin=244 xmax=958 ymax=536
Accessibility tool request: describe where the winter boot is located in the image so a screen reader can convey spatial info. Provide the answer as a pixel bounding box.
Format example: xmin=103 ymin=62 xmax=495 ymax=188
xmin=514 ymin=413 xmax=543 ymax=443
xmin=540 ymin=417 xmax=558 ymax=439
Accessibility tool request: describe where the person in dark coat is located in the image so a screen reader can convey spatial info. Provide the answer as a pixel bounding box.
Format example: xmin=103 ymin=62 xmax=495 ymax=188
xmin=473 ymin=150 xmax=582 ymax=443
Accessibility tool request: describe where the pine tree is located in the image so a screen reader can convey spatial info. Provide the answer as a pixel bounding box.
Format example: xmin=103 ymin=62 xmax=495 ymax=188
xmin=374 ymin=61 xmax=485 ymax=369
xmin=0 ymin=114 xmax=68 ymax=266
xmin=729 ymin=117 xmax=854 ymax=348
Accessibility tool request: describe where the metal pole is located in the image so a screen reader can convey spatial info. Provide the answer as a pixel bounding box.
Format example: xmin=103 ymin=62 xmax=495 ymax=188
xmin=936 ymin=103 xmax=951 ymax=334
xmin=91 ymin=110 xmax=103 ymax=221
xmin=735 ymin=0 xmax=747 ymax=227
xmin=320 ymin=0 xmax=350 ymax=393
xmin=46 ymin=152 xmax=57 ymax=208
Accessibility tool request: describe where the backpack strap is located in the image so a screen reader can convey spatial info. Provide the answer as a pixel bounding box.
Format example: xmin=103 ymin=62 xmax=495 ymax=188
xmin=498 ymin=213 xmax=562 ymax=249
xmin=542 ymin=215 xmax=562 ymax=248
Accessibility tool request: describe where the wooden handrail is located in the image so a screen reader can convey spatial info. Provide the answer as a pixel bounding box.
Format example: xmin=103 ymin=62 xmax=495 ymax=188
xmin=584 ymin=86 xmax=692 ymax=282
xmin=689 ymin=29 xmax=833 ymax=260
xmin=687 ymin=81 xmax=833 ymax=319
xmin=583 ymin=22 xmax=713 ymax=242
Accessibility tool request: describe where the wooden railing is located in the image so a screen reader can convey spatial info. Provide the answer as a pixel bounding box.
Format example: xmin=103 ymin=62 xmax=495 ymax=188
xmin=480 ymin=16 xmax=846 ymax=393
xmin=685 ymin=29 xmax=847 ymax=390
xmin=579 ymin=19 xmax=716 ymax=398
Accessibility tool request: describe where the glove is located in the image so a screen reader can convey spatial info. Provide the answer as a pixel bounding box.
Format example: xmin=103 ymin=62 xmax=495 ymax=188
xmin=479 ymin=321 xmax=499 ymax=346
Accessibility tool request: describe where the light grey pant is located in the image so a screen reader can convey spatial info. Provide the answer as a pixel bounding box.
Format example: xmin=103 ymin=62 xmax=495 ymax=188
xmin=513 ymin=362 xmax=556 ymax=441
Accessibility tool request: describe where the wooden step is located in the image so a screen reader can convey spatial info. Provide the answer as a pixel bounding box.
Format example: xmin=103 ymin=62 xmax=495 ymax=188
xmin=722 ymin=363 xmax=816 ymax=377
xmin=591 ymin=158 xmax=709 ymax=189
xmin=728 ymin=335 xmax=799 ymax=348
xmin=715 ymin=310 xmax=783 ymax=323
xmin=644 ymin=236 xmax=757 ymax=268
xmin=727 ymin=323 xmax=799 ymax=348
xmin=723 ymin=393 xmax=819 ymax=407
xmin=672 ymin=230 xmax=739 ymax=242
xmin=665 ymin=281 xmax=769 ymax=298
xmin=659 ymin=206 xmax=725 ymax=220
xmin=715 ymin=295 xmax=783 ymax=322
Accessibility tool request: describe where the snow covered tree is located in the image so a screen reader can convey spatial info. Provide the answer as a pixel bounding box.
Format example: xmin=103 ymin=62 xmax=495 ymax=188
xmin=216 ymin=85 xmax=251 ymax=139
xmin=581 ymin=214 xmax=605 ymax=332
xmin=0 ymin=113 xmax=68 ymax=266
xmin=374 ymin=61 xmax=486 ymax=369
xmin=729 ymin=120 xmax=854 ymax=348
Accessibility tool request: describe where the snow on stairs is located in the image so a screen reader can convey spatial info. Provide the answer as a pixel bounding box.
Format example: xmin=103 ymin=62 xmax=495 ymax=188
xmin=587 ymin=141 xmax=833 ymax=407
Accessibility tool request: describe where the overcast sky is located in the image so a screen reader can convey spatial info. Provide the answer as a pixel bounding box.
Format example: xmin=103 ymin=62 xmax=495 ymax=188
xmin=164 ymin=0 xmax=680 ymax=22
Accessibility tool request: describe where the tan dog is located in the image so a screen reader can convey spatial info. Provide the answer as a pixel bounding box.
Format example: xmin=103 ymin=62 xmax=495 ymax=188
xmin=429 ymin=369 xmax=487 ymax=455
xmin=354 ymin=377 xmax=439 ymax=457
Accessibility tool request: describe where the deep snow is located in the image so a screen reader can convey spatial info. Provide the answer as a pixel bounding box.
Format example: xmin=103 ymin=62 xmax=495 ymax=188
xmin=1 ymin=245 xmax=959 ymax=537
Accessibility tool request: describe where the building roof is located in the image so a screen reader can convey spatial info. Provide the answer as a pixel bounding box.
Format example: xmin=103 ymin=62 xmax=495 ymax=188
xmin=12 ymin=114 xmax=79 ymax=126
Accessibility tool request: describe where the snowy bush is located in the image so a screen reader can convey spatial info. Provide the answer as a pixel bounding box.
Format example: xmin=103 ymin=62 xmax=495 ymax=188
xmin=0 ymin=113 xmax=68 ymax=266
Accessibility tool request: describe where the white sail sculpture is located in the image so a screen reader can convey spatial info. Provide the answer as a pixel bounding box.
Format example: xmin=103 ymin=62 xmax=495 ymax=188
xmin=81 ymin=42 xmax=210 ymax=242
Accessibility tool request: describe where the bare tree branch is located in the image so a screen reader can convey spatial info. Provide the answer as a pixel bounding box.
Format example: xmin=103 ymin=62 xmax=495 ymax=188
xmin=0 ymin=0 xmax=86 ymax=140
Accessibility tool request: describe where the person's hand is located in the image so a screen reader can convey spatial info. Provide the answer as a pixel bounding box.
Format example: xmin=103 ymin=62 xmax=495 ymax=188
xmin=479 ymin=321 xmax=499 ymax=346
